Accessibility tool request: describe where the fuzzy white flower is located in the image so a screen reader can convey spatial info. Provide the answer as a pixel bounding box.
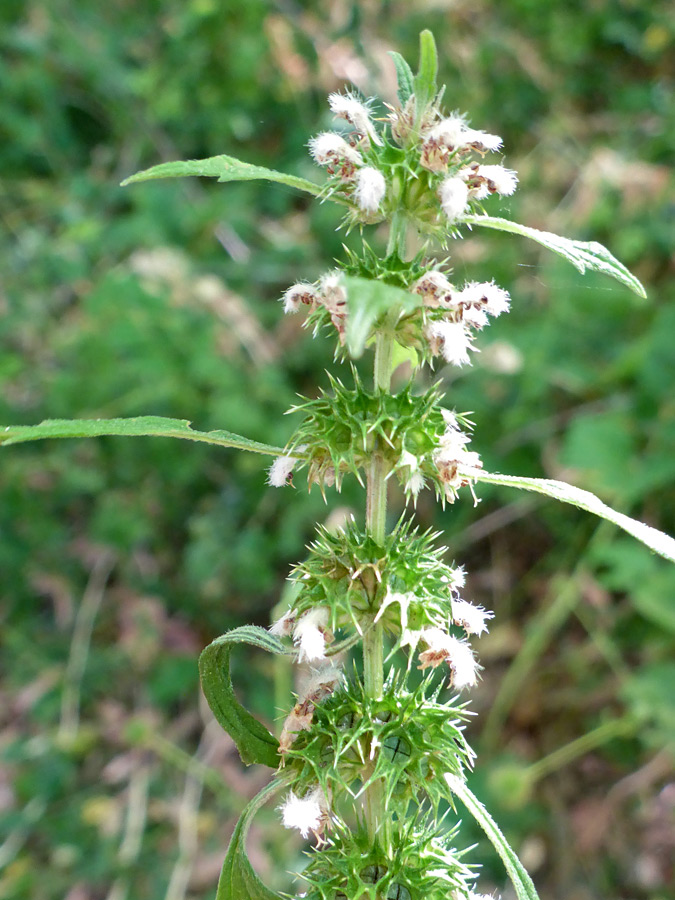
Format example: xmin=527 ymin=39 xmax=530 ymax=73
xmin=451 ymin=597 xmax=493 ymax=636
xmin=441 ymin=409 xmax=461 ymax=431
xmin=412 ymin=270 xmax=455 ymax=308
xmin=463 ymin=128 xmax=503 ymax=153
xmin=475 ymin=164 xmax=518 ymax=196
xmin=354 ymin=166 xmax=386 ymax=213
xmin=268 ymin=452 xmax=302 ymax=487
xmin=293 ymin=607 xmax=330 ymax=662
xmin=406 ymin=470 xmax=426 ymax=500
xmin=419 ymin=627 xmax=480 ymax=688
xmin=328 ymin=92 xmax=382 ymax=145
xmin=459 ymin=281 xmax=511 ymax=317
xmin=269 ymin=608 xmax=296 ymax=637
xmin=318 ymin=270 xmax=347 ymax=314
xmin=425 ymin=320 xmax=475 ymax=366
xmin=282 ymin=282 xmax=317 ymax=314
xmin=439 ymin=176 xmax=470 ymax=221
xmin=280 ymin=786 xmax=328 ymax=838
xmin=451 ymin=565 xmax=467 ymax=589
xmin=308 ymin=132 xmax=363 ymax=167
xmin=428 ymin=115 xmax=469 ymax=149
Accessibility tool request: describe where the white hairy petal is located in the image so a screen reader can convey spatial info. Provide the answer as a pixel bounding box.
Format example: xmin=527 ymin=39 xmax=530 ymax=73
xmin=280 ymin=788 xmax=324 ymax=838
xmin=268 ymin=453 xmax=301 ymax=487
xmin=476 ymin=164 xmax=518 ymax=196
xmin=293 ymin=607 xmax=330 ymax=662
xmin=439 ymin=176 xmax=470 ymax=221
xmin=282 ymin=282 xmax=317 ymax=314
xmin=308 ymin=132 xmax=362 ymax=166
xmin=463 ymin=128 xmax=503 ymax=152
xmin=354 ymin=166 xmax=386 ymax=212
xmin=451 ymin=597 xmax=494 ymax=636
xmin=421 ymin=628 xmax=480 ymax=688
xmin=269 ymin=608 xmax=295 ymax=637
xmin=426 ymin=320 xmax=475 ymax=366
xmin=327 ymin=92 xmax=382 ymax=145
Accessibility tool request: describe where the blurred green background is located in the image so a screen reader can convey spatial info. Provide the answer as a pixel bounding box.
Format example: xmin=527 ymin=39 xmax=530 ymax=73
xmin=1 ymin=1 xmax=674 ymax=899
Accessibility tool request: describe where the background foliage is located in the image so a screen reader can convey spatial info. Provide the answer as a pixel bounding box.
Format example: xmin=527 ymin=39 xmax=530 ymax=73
xmin=1 ymin=2 xmax=673 ymax=899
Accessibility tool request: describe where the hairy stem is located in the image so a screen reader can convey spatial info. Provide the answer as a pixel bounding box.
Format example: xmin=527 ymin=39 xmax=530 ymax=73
xmin=362 ymin=213 xmax=408 ymax=841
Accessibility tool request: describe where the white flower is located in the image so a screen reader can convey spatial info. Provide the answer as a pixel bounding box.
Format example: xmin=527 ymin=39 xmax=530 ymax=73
xmin=411 ymin=271 xmax=455 ymax=308
xmin=451 ymin=565 xmax=466 ymax=589
xmin=451 ymin=598 xmax=493 ymax=636
xmin=280 ymin=786 xmax=328 ymax=839
xmin=459 ymin=281 xmax=511 ymax=317
xmin=269 ymin=608 xmax=296 ymax=637
xmin=439 ymin=176 xmax=470 ymax=221
xmin=318 ymin=270 xmax=347 ymax=315
xmin=427 ymin=115 xmax=469 ymax=150
xmin=475 ymin=164 xmax=518 ymax=196
xmin=354 ymin=166 xmax=386 ymax=213
xmin=308 ymin=132 xmax=362 ymax=167
xmin=268 ymin=452 xmax=302 ymax=487
xmin=419 ymin=627 xmax=480 ymax=688
xmin=463 ymin=128 xmax=503 ymax=153
xmin=293 ymin=607 xmax=330 ymax=662
xmin=328 ymin=92 xmax=382 ymax=145
xmin=282 ymin=283 xmax=317 ymax=314
xmin=425 ymin=320 xmax=475 ymax=366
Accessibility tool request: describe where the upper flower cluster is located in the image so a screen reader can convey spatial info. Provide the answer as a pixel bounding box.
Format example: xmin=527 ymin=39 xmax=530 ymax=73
xmin=307 ymin=88 xmax=517 ymax=233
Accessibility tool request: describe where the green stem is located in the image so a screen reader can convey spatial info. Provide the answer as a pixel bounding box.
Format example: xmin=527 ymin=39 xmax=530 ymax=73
xmin=524 ymin=716 xmax=636 ymax=783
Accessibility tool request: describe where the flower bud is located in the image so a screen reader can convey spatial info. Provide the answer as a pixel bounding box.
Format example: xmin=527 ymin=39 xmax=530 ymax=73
xmin=439 ymin=176 xmax=470 ymax=221
xmin=354 ymin=166 xmax=386 ymax=213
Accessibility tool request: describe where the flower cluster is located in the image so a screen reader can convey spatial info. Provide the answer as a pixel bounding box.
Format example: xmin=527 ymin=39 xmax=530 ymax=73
xmin=307 ymin=88 xmax=518 ymax=238
xmin=268 ymin=377 xmax=482 ymax=504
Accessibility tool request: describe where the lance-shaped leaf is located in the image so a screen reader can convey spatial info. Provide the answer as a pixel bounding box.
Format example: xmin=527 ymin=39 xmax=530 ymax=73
xmin=0 ymin=416 xmax=284 ymax=457
xmin=342 ymin=275 xmax=422 ymax=358
xmin=199 ymin=626 xmax=289 ymax=768
xmin=462 ymin=214 xmax=646 ymax=298
xmin=216 ymin=778 xmax=285 ymax=900
xmin=461 ymin=467 xmax=675 ymax=564
xmin=445 ymin=775 xmax=540 ymax=900
xmin=413 ymin=30 xmax=439 ymax=121
xmin=389 ymin=51 xmax=414 ymax=104
xmin=121 ymin=153 xmax=322 ymax=197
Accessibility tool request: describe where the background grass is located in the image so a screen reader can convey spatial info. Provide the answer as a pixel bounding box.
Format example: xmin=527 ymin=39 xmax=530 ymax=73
xmin=1 ymin=2 xmax=674 ymax=899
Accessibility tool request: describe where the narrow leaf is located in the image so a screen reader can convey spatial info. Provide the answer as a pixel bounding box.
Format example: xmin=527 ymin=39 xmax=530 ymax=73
xmin=462 ymin=467 xmax=675 ymax=563
xmin=388 ymin=51 xmax=414 ymax=104
xmin=0 ymin=416 xmax=284 ymax=457
xmin=342 ymin=275 xmax=422 ymax=358
xmin=445 ymin=775 xmax=540 ymax=900
xmin=462 ymin=214 xmax=646 ymax=298
xmin=216 ymin=779 xmax=285 ymax=900
xmin=122 ymin=153 xmax=322 ymax=197
xmin=412 ymin=30 xmax=439 ymax=117
xmin=199 ymin=626 xmax=289 ymax=768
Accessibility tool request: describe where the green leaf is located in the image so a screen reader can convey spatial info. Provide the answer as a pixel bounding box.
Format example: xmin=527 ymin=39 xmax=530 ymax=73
xmin=121 ymin=153 xmax=323 ymax=197
xmin=462 ymin=214 xmax=647 ymax=298
xmin=444 ymin=775 xmax=540 ymax=900
xmin=462 ymin=468 xmax=675 ymax=563
xmin=0 ymin=416 xmax=284 ymax=457
xmin=342 ymin=275 xmax=422 ymax=358
xmin=388 ymin=51 xmax=414 ymax=104
xmin=412 ymin=30 xmax=438 ymax=119
xmin=199 ymin=626 xmax=288 ymax=768
xmin=216 ymin=778 xmax=285 ymax=900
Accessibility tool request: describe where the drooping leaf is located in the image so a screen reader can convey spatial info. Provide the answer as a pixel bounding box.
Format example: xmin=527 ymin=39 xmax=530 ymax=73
xmin=461 ymin=467 xmax=675 ymax=563
xmin=444 ymin=775 xmax=540 ymax=900
xmin=0 ymin=416 xmax=284 ymax=457
xmin=122 ymin=153 xmax=322 ymax=197
xmin=412 ymin=30 xmax=438 ymax=120
xmin=462 ymin=214 xmax=647 ymax=298
xmin=199 ymin=626 xmax=289 ymax=768
xmin=389 ymin=51 xmax=414 ymax=104
xmin=216 ymin=778 xmax=285 ymax=900
xmin=342 ymin=275 xmax=422 ymax=358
